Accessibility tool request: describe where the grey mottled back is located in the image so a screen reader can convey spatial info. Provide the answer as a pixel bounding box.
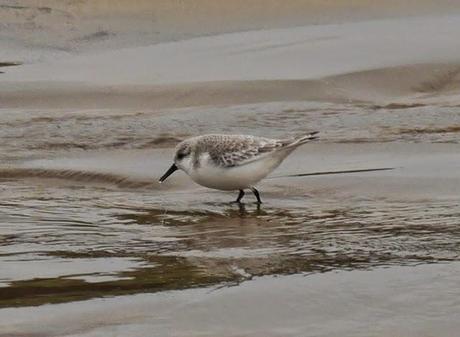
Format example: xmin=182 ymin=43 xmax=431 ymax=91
xmin=193 ymin=134 xmax=290 ymax=167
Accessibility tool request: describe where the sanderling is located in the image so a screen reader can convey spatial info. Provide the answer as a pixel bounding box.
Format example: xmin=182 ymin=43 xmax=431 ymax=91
xmin=159 ymin=132 xmax=319 ymax=203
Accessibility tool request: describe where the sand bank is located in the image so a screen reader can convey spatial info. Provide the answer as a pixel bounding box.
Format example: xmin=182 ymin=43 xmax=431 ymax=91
xmin=2 ymin=0 xmax=460 ymax=55
xmin=2 ymin=15 xmax=460 ymax=110
xmin=2 ymin=62 xmax=460 ymax=110
xmin=4 ymin=16 xmax=460 ymax=85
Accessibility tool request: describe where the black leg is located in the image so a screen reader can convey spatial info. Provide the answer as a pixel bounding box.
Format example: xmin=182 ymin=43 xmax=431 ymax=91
xmin=250 ymin=187 xmax=262 ymax=204
xmin=235 ymin=189 xmax=245 ymax=203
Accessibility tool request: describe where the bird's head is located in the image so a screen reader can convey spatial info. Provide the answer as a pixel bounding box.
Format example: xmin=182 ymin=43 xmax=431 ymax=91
xmin=159 ymin=140 xmax=193 ymax=183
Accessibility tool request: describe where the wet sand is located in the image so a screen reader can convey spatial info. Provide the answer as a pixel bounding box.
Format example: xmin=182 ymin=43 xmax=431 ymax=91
xmin=2 ymin=262 xmax=460 ymax=337
xmin=2 ymin=0 xmax=460 ymax=59
xmin=3 ymin=16 xmax=460 ymax=109
xmin=1 ymin=1 xmax=460 ymax=336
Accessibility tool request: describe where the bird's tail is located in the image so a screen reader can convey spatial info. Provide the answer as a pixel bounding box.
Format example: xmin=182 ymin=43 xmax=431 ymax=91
xmin=287 ymin=131 xmax=319 ymax=147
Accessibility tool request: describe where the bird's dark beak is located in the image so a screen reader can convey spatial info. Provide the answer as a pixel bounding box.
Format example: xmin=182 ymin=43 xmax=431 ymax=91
xmin=159 ymin=163 xmax=178 ymax=183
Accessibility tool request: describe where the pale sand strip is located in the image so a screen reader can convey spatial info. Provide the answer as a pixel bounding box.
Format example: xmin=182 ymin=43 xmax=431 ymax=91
xmin=4 ymin=16 xmax=460 ymax=86
xmin=2 ymin=63 xmax=460 ymax=109
xmin=2 ymin=0 xmax=460 ymax=53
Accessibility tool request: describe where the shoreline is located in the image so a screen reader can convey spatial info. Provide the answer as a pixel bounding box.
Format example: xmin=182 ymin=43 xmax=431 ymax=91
xmin=2 ymin=62 xmax=460 ymax=109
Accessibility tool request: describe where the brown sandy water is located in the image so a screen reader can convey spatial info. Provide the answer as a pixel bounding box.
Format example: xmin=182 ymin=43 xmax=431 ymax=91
xmin=2 ymin=3 xmax=460 ymax=336
xmin=1 ymin=99 xmax=460 ymax=329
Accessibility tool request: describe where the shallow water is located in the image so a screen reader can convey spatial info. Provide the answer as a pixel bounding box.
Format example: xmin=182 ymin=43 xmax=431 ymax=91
xmin=1 ymin=178 xmax=460 ymax=309
xmin=1 ymin=100 xmax=459 ymax=160
xmin=1 ymin=99 xmax=460 ymax=310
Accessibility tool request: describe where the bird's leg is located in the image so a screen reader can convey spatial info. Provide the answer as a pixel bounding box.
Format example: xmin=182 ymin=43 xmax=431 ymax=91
xmin=235 ymin=189 xmax=245 ymax=203
xmin=250 ymin=187 xmax=262 ymax=204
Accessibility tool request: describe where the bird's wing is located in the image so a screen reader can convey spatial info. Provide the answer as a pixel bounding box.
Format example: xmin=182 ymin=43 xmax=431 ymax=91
xmin=201 ymin=135 xmax=285 ymax=168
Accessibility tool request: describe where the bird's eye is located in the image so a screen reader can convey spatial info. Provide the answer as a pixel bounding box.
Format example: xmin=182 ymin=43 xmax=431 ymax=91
xmin=177 ymin=151 xmax=188 ymax=160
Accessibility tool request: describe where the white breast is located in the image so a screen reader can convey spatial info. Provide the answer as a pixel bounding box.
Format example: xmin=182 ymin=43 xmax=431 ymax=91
xmin=188 ymin=153 xmax=284 ymax=190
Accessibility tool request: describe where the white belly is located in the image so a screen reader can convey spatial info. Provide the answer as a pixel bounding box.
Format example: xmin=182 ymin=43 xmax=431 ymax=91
xmin=189 ymin=155 xmax=283 ymax=191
